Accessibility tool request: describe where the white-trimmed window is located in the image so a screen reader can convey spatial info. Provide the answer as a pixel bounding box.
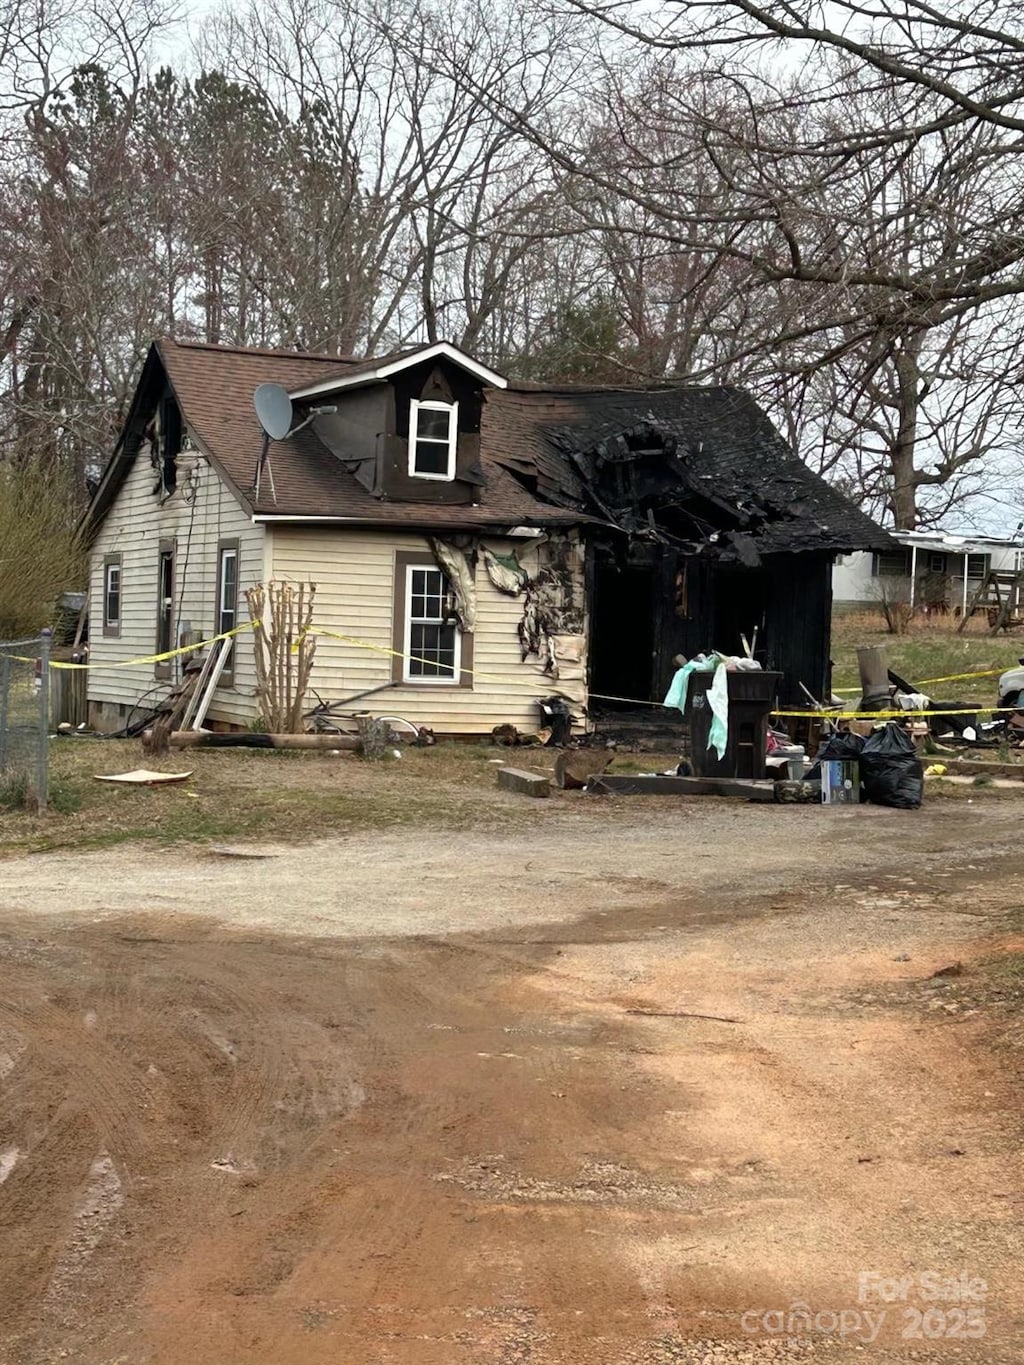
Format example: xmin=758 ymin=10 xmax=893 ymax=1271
xmin=103 ymin=555 xmax=122 ymax=637
xmin=408 ymin=400 xmax=458 ymax=480
xmin=155 ymin=542 xmax=175 ymax=679
xmin=216 ymin=540 xmax=239 ymax=683
xmin=403 ymin=565 xmax=460 ymax=682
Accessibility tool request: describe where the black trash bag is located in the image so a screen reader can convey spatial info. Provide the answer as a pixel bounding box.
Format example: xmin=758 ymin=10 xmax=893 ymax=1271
xmin=859 ymin=722 xmax=923 ymax=809
xmin=807 ymin=730 xmax=865 ymax=781
xmin=537 ymin=695 xmax=574 ymax=747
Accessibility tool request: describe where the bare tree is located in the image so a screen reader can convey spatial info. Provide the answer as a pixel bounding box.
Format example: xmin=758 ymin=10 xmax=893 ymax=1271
xmin=430 ymin=10 xmax=1024 ymax=526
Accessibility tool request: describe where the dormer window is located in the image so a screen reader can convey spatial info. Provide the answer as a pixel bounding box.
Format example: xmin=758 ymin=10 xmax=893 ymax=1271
xmin=409 ymin=399 xmax=458 ymax=481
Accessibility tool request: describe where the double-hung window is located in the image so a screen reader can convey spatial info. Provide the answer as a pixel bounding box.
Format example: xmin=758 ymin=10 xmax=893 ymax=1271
xmin=404 ymin=564 xmax=460 ymax=683
xmin=155 ymin=542 xmax=175 ymax=679
xmin=103 ymin=555 xmax=122 ymax=637
xmin=408 ymin=400 xmax=457 ymax=481
xmin=216 ymin=540 xmax=239 ymax=682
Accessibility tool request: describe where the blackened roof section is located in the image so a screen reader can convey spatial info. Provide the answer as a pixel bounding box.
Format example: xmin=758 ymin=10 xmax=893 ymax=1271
xmin=483 ymin=385 xmax=893 ymax=556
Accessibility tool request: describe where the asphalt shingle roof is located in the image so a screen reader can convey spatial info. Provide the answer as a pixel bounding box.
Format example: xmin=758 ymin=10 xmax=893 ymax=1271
xmin=157 ymin=339 xmax=578 ymax=530
xmin=91 ymin=338 xmax=890 ymax=553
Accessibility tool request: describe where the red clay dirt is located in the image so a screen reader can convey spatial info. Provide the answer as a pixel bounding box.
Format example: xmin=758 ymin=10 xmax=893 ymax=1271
xmin=0 ymin=800 xmax=1022 ymax=1363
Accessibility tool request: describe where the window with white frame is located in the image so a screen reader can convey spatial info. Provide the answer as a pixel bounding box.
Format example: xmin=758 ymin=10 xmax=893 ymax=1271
xmin=155 ymin=542 xmax=175 ymax=679
xmin=216 ymin=541 xmax=239 ymax=681
xmin=408 ymin=400 xmax=458 ymax=480
xmin=966 ymin=553 xmax=989 ymax=579
xmin=403 ymin=565 xmax=460 ymax=682
xmin=103 ymin=555 xmax=122 ymax=636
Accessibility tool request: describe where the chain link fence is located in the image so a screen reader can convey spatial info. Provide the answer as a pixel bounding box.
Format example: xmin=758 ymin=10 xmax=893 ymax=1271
xmin=0 ymin=630 xmax=50 ymax=810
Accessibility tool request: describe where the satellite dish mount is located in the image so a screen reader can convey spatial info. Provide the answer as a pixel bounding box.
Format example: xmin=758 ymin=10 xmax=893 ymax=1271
xmin=251 ymin=383 xmax=337 ymax=504
xmin=252 ymin=384 xmax=294 ymax=504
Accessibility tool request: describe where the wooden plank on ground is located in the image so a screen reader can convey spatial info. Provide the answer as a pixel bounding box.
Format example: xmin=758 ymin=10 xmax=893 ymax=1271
xmin=497 ymin=767 xmax=551 ymax=798
xmin=587 ymin=774 xmax=776 ymax=801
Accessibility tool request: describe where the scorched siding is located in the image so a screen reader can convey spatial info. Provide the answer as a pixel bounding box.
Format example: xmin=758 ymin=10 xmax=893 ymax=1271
xmin=267 ymin=526 xmax=587 ymax=734
xmin=87 ymin=449 xmax=266 ymax=727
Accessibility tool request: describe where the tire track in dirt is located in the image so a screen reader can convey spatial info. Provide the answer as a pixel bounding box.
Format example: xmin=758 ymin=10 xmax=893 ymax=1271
xmin=1 ymin=830 xmax=1022 ymax=1363
xmin=0 ymin=996 xmax=151 ymax=1166
xmin=166 ymin=938 xmax=373 ymax=1171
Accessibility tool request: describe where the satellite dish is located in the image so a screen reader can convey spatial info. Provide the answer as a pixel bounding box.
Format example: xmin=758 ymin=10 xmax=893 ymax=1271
xmin=253 ymin=383 xmax=293 ymax=441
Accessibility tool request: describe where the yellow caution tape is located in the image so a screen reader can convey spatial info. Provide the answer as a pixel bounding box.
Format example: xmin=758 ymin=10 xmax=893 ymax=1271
xmin=771 ymin=705 xmax=1001 ymax=721
xmin=16 ymin=616 xmax=1021 ymax=722
xmin=913 ymin=666 xmax=1009 ymax=687
xmin=8 ymin=622 xmax=257 ymax=671
xmin=11 ymin=620 xmax=582 ymax=701
xmin=304 ymin=626 xmax=577 ymax=694
xmin=832 ymin=665 xmax=1009 ymax=693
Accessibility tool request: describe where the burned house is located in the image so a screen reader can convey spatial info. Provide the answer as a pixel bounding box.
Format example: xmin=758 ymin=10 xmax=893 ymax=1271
xmin=83 ymin=339 xmax=889 ymax=735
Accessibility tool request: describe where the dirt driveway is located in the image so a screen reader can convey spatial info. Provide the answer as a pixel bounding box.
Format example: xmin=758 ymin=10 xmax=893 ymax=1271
xmin=0 ymin=799 xmax=1022 ymax=1363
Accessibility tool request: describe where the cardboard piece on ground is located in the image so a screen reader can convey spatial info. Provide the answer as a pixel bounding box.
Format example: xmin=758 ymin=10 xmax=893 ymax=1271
xmin=94 ymin=769 xmax=193 ymax=785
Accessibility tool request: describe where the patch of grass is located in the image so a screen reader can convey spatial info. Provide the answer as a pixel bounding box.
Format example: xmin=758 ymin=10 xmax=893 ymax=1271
xmin=0 ymin=770 xmax=30 ymax=810
xmin=47 ymin=780 xmax=82 ymax=814
xmin=0 ymin=736 xmax=706 ymax=858
xmin=0 ymin=738 xmax=545 ymax=858
xmin=831 ymin=611 xmax=1018 ymax=704
xmin=984 ymin=950 xmax=1024 ymax=984
xmin=997 ymin=904 xmax=1024 ymax=932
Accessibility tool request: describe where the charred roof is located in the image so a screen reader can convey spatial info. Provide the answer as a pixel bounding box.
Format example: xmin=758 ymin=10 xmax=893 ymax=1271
xmin=485 ymin=385 xmax=892 ymax=559
xmin=86 ymin=339 xmax=892 ymax=558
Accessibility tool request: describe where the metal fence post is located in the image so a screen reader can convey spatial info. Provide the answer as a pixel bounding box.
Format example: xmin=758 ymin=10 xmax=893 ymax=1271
xmin=0 ymin=651 xmax=9 ymax=772
xmin=37 ymin=629 xmax=51 ymax=810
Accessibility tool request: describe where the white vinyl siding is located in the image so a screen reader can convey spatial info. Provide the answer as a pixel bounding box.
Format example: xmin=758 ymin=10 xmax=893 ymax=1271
xmin=267 ymin=526 xmax=587 ymax=735
xmin=88 ymin=447 xmax=266 ymax=726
